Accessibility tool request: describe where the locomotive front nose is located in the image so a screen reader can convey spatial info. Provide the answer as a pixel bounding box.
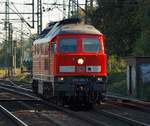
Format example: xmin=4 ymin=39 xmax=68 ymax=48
xmin=57 ymin=54 xmax=106 ymax=76
xmin=56 ymin=36 xmax=107 ymax=76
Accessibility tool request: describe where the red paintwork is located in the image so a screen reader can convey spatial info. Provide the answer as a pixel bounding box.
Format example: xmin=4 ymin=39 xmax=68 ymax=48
xmin=51 ymin=34 xmax=107 ymax=77
xmin=33 ymin=33 xmax=107 ymax=78
xmin=54 ymin=53 xmax=107 ymax=76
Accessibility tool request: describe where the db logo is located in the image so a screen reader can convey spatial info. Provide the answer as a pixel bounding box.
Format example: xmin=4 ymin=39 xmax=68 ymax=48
xmin=76 ymin=66 xmax=85 ymax=72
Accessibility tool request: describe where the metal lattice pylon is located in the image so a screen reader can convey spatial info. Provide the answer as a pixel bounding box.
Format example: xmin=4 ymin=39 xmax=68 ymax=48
xmin=85 ymin=0 xmax=94 ymax=23
xmin=37 ymin=0 xmax=42 ymax=35
xmin=68 ymin=0 xmax=79 ymax=18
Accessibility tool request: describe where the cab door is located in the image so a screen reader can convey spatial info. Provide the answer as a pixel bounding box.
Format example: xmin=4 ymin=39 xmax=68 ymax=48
xmin=50 ymin=42 xmax=56 ymax=75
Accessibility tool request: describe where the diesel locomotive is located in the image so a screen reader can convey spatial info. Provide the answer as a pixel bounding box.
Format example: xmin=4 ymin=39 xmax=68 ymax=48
xmin=32 ymin=18 xmax=107 ymax=106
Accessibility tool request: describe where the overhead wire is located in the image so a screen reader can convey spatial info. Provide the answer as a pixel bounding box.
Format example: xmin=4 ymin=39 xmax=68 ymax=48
xmin=9 ymin=2 xmax=32 ymax=5
xmin=55 ymin=6 xmax=67 ymax=17
xmin=7 ymin=2 xmax=32 ymax=28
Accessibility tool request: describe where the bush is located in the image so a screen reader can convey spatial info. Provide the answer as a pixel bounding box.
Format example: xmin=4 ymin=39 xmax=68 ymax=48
xmin=108 ymin=55 xmax=127 ymax=73
xmin=107 ymin=56 xmax=127 ymax=96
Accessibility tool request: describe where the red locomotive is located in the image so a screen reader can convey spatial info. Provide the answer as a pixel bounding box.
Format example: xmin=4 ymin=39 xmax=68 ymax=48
xmin=32 ymin=18 xmax=107 ymax=106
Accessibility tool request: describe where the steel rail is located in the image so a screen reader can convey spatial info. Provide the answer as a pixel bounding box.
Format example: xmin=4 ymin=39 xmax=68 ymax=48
xmin=43 ymin=101 xmax=109 ymax=126
xmin=2 ymin=80 xmax=150 ymax=126
xmin=12 ymin=80 xmax=32 ymax=85
xmin=0 ymin=83 xmax=35 ymax=99
xmin=96 ymin=108 xmax=150 ymax=126
xmin=0 ymin=99 xmax=41 ymax=102
xmin=2 ymin=80 xmax=143 ymax=126
xmin=0 ymin=83 xmax=61 ymax=126
xmin=0 ymin=79 xmax=32 ymax=92
xmin=0 ymin=81 xmax=108 ymax=126
xmin=104 ymin=93 xmax=150 ymax=106
xmin=103 ymin=93 xmax=150 ymax=115
xmin=106 ymin=100 xmax=150 ymax=114
xmin=0 ymin=105 xmax=28 ymax=126
xmin=0 ymin=85 xmax=40 ymax=103
xmin=0 ymin=79 xmax=16 ymax=86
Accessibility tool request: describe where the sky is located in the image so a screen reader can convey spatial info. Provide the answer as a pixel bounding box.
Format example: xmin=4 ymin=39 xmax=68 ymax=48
xmin=0 ymin=0 xmax=85 ymax=42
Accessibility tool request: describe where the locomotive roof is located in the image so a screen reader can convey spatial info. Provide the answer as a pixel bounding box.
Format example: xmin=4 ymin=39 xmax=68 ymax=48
xmin=59 ymin=24 xmax=102 ymax=35
xmin=34 ymin=18 xmax=102 ymax=44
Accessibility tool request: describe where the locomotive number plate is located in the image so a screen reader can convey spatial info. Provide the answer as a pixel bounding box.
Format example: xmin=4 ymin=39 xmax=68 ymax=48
xmin=76 ymin=66 xmax=86 ymax=72
xmin=72 ymin=78 xmax=88 ymax=82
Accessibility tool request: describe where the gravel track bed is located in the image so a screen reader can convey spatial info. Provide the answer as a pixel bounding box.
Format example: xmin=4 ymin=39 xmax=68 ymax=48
xmin=2 ymin=80 xmax=150 ymax=126
xmin=96 ymin=102 xmax=150 ymax=125
xmin=0 ymin=110 xmax=17 ymax=126
xmin=0 ymin=88 xmax=34 ymax=100
xmin=0 ymin=100 xmax=93 ymax=126
xmin=74 ymin=109 xmax=133 ymax=126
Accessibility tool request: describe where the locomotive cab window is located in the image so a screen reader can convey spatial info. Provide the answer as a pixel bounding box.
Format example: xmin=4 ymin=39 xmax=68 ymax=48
xmin=51 ymin=42 xmax=56 ymax=53
xmin=83 ymin=38 xmax=101 ymax=52
xmin=59 ymin=38 xmax=77 ymax=53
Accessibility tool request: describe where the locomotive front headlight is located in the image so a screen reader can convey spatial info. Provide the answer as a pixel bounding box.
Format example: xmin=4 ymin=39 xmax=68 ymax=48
xmin=58 ymin=77 xmax=64 ymax=81
xmin=60 ymin=77 xmax=64 ymax=81
xmin=77 ymin=58 xmax=84 ymax=65
xmin=97 ymin=77 xmax=103 ymax=81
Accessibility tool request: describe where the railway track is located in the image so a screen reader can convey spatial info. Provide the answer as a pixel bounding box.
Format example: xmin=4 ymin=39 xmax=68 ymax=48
xmin=95 ymin=105 xmax=150 ymax=126
xmin=0 ymin=80 xmax=106 ymax=126
xmin=1 ymin=79 xmax=150 ymax=126
xmin=0 ymin=104 xmax=28 ymax=126
xmin=96 ymin=94 xmax=150 ymax=126
xmin=10 ymin=80 xmax=32 ymax=89
xmin=104 ymin=93 xmax=150 ymax=113
xmin=104 ymin=93 xmax=150 ymax=106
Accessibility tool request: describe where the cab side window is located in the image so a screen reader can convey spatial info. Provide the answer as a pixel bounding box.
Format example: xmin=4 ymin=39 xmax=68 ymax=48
xmin=51 ymin=42 xmax=56 ymax=54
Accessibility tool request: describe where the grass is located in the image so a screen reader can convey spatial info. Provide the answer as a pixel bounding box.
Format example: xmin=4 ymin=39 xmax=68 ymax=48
xmin=0 ymin=68 xmax=22 ymax=78
xmin=14 ymin=73 xmax=32 ymax=83
xmin=107 ymin=56 xmax=128 ymax=96
xmin=0 ymin=67 xmax=32 ymax=83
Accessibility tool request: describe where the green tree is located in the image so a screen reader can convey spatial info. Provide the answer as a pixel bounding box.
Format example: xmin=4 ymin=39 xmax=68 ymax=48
xmin=91 ymin=0 xmax=141 ymax=56
xmin=134 ymin=0 xmax=150 ymax=56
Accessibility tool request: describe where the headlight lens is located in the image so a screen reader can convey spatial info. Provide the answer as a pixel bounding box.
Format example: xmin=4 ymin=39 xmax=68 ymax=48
xmin=77 ymin=58 xmax=84 ymax=65
xmin=97 ymin=77 xmax=103 ymax=81
xmin=58 ymin=77 xmax=64 ymax=81
xmin=60 ymin=77 xmax=64 ymax=81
